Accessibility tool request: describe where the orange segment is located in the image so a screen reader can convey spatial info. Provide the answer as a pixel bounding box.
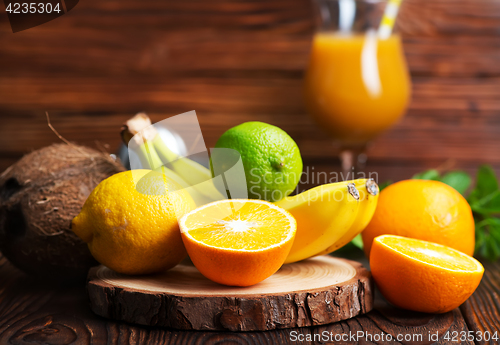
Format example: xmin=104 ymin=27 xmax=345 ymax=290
xmin=381 ymin=236 xmax=481 ymax=271
xmin=179 ymin=199 xmax=296 ymax=286
xmin=370 ymin=235 xmax=484 ymax=314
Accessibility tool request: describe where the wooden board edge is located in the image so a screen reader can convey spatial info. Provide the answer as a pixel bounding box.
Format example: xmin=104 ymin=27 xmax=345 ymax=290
xmin=86 ymin=257 xmax=374 ymax=331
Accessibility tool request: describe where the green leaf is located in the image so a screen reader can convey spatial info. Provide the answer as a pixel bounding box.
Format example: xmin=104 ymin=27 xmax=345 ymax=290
xmin=475 ymin=165 xmax=498 ymax=198
xmin=488 ymin=239 xmax=500 ymax=261
xmin=490 ymin=224 xmax=500 ymax=243
xmin=470 ymin=190 xmax=500 ymax=216
xmin=412 ymin=169 xmax=440 ymax=181
xmin=475 ymin=223 xmax=486 ymax=253
xmin=440 ymin=171 xmax=472 ymax=195
xmin=378 ymin=180 xmax=392 ymax=192
xmin=468 ymin=165 xmax=498 ymax=210
xmin=476 ymin=217 xmax=500 ymax=229
xmin=474 ymin=216 xmax=500 ymax=261
xmin=351 ymin=234 xmax=363 ymax=249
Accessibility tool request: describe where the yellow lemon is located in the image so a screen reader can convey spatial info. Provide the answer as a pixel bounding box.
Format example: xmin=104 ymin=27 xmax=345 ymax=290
xmin=72 ymin=169 xmax=195 ymax=275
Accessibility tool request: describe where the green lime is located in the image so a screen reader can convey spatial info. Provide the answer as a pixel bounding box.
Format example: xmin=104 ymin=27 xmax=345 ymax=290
xmin=214 ymin=122 xmax=303 ymax=202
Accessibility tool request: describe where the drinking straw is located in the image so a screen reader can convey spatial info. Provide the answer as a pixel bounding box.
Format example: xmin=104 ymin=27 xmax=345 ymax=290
xmin=378 ymin=0 xmax=403 ymax=39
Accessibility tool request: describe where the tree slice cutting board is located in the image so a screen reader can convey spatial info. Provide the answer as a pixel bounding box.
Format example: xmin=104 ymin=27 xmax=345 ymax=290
xmin=87 ymin=255 xmax=373 ymax=332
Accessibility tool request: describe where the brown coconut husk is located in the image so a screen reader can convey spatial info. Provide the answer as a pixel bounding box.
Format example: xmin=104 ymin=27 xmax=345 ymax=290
xmin=0 ymin=143 xmax=124 ymax=280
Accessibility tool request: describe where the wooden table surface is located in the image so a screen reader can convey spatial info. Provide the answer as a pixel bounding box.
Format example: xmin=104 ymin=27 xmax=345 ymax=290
xmin=0 ymin=250 xmax=498 ymax=345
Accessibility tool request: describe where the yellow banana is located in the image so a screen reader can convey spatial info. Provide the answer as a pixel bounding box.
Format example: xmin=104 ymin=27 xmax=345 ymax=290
xmin=122 ymin=112 xmax=226 ymax=206
xmin=315 ymin=179 xmax=379 ymax=255
xmin=154 ymin=166 xmax=214 ymax=207
xmin=276 ymin=180 xmax=362 ymax=264
xmin=152 ymin=135 xmax=226 ymax=202
xmin=129 ymin=137 xmax=214 ymax=206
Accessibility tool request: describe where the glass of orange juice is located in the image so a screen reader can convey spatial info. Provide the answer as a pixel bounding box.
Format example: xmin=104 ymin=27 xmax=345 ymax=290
xmin=304 ymin=0 xmax=411 ymax=175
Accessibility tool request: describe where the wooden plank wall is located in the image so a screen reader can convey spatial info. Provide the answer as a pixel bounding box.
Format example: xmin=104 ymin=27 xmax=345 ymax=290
xmin=0 ymin=0 xmax=499 ymax=184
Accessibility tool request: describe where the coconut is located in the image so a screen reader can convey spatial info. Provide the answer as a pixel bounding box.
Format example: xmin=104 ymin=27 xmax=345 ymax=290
xmin=0 ymin=143 xmax=124 ymax=280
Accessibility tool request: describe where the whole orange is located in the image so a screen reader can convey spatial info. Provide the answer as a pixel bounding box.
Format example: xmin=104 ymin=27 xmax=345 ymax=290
xmin=362 ymin=179 xmax=474 ymax=257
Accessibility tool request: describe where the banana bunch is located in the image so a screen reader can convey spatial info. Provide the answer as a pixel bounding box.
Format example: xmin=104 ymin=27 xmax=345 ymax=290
xmin=275 ymin=178 xmax=379 ymax=264
xmin=121 ymin=113 xmax=226 ymax=206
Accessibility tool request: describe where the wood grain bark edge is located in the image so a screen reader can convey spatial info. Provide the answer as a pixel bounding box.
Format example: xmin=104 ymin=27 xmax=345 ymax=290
xmin=86 ymin=259 xmax=374 ymax=332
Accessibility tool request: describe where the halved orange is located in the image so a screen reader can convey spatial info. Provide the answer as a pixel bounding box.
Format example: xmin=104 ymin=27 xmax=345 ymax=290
xmin=179 ymin=199 xmax=296 ymax=286
xmin=370 ymin=235 xmax=484 ymax=314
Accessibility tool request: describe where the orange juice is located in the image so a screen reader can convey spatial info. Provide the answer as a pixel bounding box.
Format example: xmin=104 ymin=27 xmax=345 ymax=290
xmin=304 ymin=33 xmax=411 ymax=145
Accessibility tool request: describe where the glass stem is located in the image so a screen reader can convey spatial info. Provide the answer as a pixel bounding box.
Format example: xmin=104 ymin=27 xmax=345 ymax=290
xmin=340 ymin=149 xmax=354 ymax=180
xmin=340 ymin=145 xmax=367 ymax=180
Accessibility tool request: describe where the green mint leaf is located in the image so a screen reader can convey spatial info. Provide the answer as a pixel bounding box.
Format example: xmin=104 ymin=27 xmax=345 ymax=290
xmin=475 ymin=165 xmax=498 ymax=198
xmin=475 ymin=225 xmax=485 ymax=252
xmin=474 ymin=216 xmax=500 ymax=261
xmin=490 ymin=225 xmax=500 ymax=244
xmin=351 ymin=234 xmax=363 ymax=249
xmin=412 ymin=169 xmax=440 ymax=181
xmin=440 ymin=171 xmax=472 ymax=195
xmin=378 ymin=180 xmax=392 ymax=192
xmin=468 ymin=165 xmax=498 ymax=208
xmin=471 ymin=190 xmax=500 ymax=216
xmin=487 ymin=217 xmax=500 ymax=226
xmin=488 ymin=239 xmax=500 ymax=261
xmin=476 ymin=217 xmax=500 ymax=228
xmin=483 ymin=245 xmax=492 ymax=260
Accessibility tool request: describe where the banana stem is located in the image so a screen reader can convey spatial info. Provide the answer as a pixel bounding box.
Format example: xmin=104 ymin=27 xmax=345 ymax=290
xmin=120 ymin=112 xmax=229 ymax=206
xmin=138 ymin=140 xmax=163 ymax=170
xmin=153 ymin=133 xmax=217 ymax=185
xmin=121 ymin=112 xmax=163 ymax=170
xmin=152 ymin=135 xmax=179 ymax=164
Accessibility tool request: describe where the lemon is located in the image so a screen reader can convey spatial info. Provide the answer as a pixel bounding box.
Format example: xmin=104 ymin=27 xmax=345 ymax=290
xmin=72 ymin=169 xmax=195 ymax=275
xmin=214 ymin=122 xmax=303 ymax=202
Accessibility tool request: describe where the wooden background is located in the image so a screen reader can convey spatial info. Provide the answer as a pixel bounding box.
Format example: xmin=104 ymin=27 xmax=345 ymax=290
xmin=1 ymin=0 xmax=500 ymax=184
